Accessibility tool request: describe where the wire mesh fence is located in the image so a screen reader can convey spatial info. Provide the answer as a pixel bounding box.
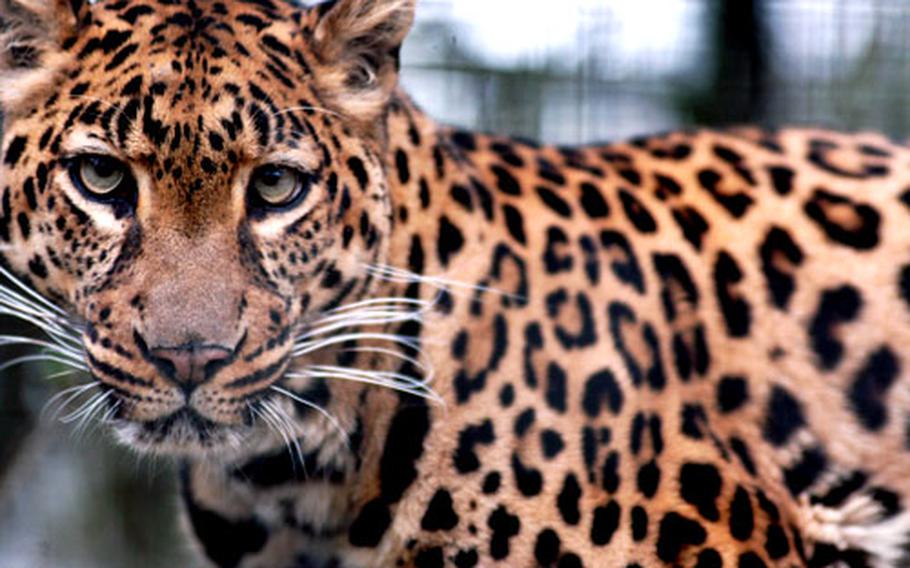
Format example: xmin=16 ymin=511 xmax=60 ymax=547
xmin=2 ymin=0 xmax=910 ymax=565
xmin=404 ymin=0 xmax=910 ymax=142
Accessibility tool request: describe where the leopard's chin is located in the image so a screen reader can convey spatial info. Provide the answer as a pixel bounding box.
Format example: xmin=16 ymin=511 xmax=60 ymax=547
xmin=111 ymin=407 xmax=259 ymax=460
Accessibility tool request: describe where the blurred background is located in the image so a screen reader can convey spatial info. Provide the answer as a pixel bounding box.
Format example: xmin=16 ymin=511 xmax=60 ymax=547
xmin=2 ymin=0 xmax=910 ymax=565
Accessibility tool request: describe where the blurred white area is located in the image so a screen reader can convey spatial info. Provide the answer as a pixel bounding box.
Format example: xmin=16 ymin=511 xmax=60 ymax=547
xmin=768 ymin=0 xmax=881 ymax=79
xmin=402 ymin=0 xmax=709 ymax=141
xmin=0 ymin=418 xmax=188 ymax=568
xmin=402 ymin=0 xmax=910 ymax=143
xmin=446 ymin=0 xmax=704 ymax=76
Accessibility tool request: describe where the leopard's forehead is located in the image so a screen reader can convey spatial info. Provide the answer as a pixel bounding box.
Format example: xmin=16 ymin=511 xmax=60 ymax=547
xmin=32 ymin=0 xmax=338 ymax=225
xmin=82 ymin=0 xmax=307 ymax=64
xmin=56 ymin=0 xmax=320 ymax=149
xmin=65 ymin=0 xmax=310 ymax=86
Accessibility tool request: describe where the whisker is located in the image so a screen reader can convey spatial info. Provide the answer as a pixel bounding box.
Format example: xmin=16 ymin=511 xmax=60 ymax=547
xmin=0 ymin=307 xmax=82 ymax=350
xmin=57 ymin=392 xmax=99 ymax=425
xmin=0 ymin=268 xmax=87 ymax=386
xmin=287 ymin=270 xmax=453 ymax=408
xmin=255 ymin=401 xmax=288 ymax=446
xmin=261 ymin=397 xmax=307 ymax=469
xmin=0 ymin=334 xmax=85 ymax=357
xmin=246 ymin=401 xmax=288 ymax=466
xmin=0 ymin=263 xmax=70 ymax=317
xmin=42 ymin=381 xmax=100 ymax=420
xmin=245 ymin=401 xmax=273 ymax=443
xmin=340 ymin=345 xmax=431 ymax=372
xmin=60 ymin=389 xmax=112 ymax=425
xmin=247 ymin=401 xmax=283 ymax=449
xmin=297 ymin=311 xmax=423 ymax=341
xmin=293 ymin=331 xmax=422 ymax=356
xmin=72 ymin=390 xmax=114 ymax=439
xmin=307 ymin=364 xmax=432 ymax=388
xmin=364 ymin=263 xmax=524 ymax=301
xmin=257 ymin=399 xmax=302 ymax=468
xmin=0 ymin=293 xmax=82 ymax=339
xmin=323 ymin=296 xmax=432 ymax=314
xmin=100 ymin=399 xmax=122 ymax=423
xmin=287 ymin=369 xmax=443 ymax=405
xmin=312 ymin=307 xmax=425 ymax=324
xmin=46 ymin=367 xmax=85 ymax=380
xmin=269 ymin=385 xmax=351 ymax=449
xmin=0 ymin=353 xmax=88 ymax=374
xmin=289 ymin=371 xmax=438 ymax=404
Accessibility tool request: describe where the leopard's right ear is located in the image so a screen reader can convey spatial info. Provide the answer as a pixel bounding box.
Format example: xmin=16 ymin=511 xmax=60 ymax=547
xmin=0 ymin=0 xmax=88 ymax=114
xmin=308 ymin=0 xmax=415 ymax=125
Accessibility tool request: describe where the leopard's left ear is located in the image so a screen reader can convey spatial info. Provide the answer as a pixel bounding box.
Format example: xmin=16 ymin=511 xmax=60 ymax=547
xmin=0 ymin=0 xmax=88 ymax=115
xmin=309 ymin=0 xmax=415 ymax=124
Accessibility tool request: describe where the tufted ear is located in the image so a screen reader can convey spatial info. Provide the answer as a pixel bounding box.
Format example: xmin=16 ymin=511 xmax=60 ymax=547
xmin=309 ymin=0 xmax=415 ymax=124
xmin=0 ymin=0 xmax=86 ymax=114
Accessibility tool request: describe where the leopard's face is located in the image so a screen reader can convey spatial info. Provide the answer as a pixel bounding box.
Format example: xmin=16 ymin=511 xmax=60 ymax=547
xmin=0 ymin=0 xmax=412 ymax=457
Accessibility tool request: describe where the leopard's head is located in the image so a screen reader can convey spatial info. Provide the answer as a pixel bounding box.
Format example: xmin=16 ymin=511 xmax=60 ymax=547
xmin=0 ymin=0 xmax=416 ymax=458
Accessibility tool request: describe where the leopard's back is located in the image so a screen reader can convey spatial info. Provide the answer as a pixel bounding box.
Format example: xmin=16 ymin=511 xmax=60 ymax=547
xmin=385 ymin=122 xmax=910 ymax=566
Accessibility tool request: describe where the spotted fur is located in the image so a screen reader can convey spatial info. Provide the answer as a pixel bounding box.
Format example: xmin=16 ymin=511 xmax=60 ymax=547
xmin=2 ymin=1 xmax=910 ymax=567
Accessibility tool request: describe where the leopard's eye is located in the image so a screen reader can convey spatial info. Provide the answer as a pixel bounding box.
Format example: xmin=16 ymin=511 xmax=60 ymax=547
xmin=73 ymin=155 xmax=128 ymax=196
xmin=248 ymin=165 xmax=310 ymax=209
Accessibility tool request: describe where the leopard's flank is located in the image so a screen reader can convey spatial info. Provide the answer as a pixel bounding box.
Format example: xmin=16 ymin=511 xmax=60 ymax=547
xmin=2 ymin=0 xmax=910 ymax=566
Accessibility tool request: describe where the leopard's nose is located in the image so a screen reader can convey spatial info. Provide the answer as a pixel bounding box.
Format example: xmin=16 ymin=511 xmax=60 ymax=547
xmin=150 ymin=342 xmax=233 ymax=393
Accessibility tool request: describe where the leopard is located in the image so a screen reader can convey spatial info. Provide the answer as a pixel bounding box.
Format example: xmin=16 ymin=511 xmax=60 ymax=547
xmin=1 ymin=0 xmax=910 ymax=566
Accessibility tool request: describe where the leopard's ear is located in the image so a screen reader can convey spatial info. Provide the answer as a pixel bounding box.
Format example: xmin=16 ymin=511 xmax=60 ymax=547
xmin=0 ymin=0 xmax=87 ymax=114
xmin=309 ymin=0 xmax=415 ymax=124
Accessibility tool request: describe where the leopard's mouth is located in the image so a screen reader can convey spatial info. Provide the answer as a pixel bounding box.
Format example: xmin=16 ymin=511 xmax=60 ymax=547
xmin=85 ymin=338 xmax=297 ymax=454
xmin=102 ymin=368 xmax=316 ymax=459
xmin=139 ymin=407 xmax=233 ymax=443
xmin=109 ymin=402 xmax=260 ymax=458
